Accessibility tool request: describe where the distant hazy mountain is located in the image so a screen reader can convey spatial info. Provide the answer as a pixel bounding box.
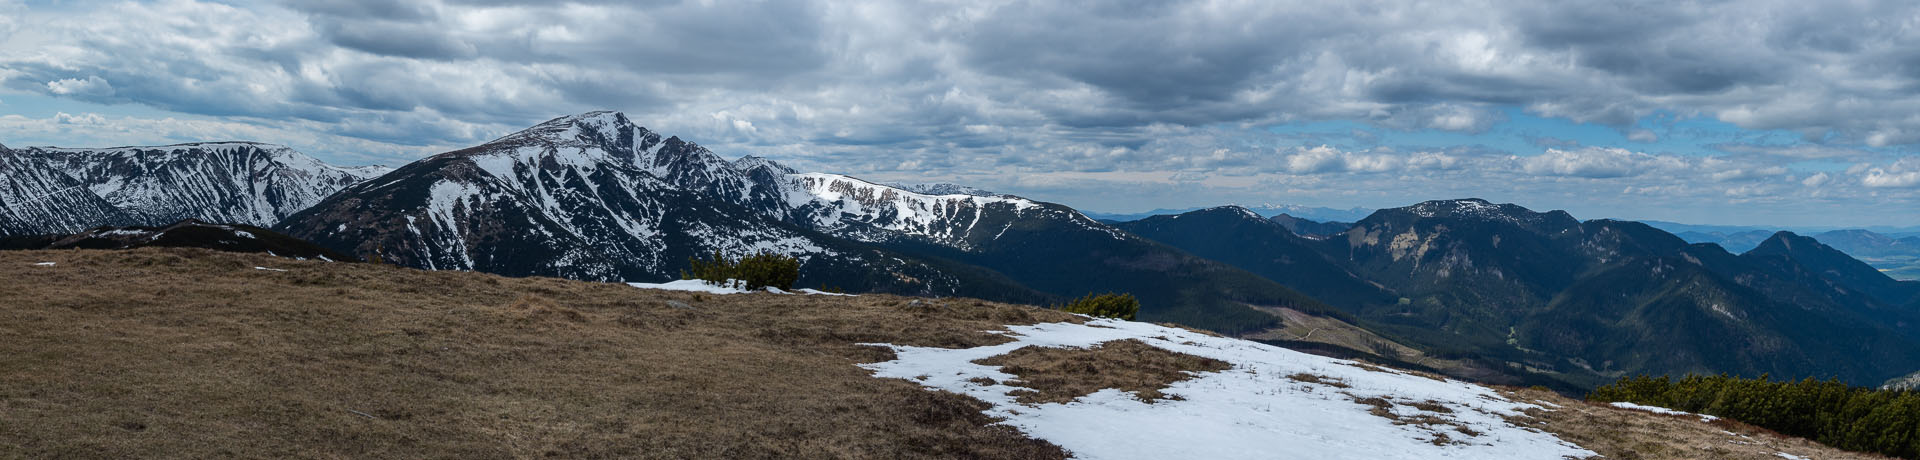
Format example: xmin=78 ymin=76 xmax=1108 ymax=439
xmin=1811 ymin=230 xmax=1920 ymax=280
xmin=0 ymin=141 xmax=386 ymax=235
xmin=1670 ymin=230 xmax=1775 ymax=253
xmin=1649 ymin=221 xmax=1920 ymax=280
xmin=1267 ymin=213 xmax=1353 ymax=237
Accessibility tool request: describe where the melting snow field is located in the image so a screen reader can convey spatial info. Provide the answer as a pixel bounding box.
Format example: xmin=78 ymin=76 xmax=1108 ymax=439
xmin=861 ymin=319 xmax=1595 ymax=460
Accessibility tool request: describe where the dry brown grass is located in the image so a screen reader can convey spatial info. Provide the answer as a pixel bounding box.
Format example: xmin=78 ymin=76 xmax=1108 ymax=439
xmin=0 ymin=248 xmax=1082 ymax=459
xmin=971 ymin=339 xmax=1230 ymax=404
xmin=1342 ymin=393 xmax=1476 ymax=446
xmin=1284 ymin=373 xmax=1351 ymax=388
xmin=1498 ymin=386 xmax=1889 ymax=460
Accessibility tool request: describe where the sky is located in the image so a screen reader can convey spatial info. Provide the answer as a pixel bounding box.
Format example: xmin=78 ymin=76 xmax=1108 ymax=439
xmin=1 ymin=0 xmax=1917 ymax=227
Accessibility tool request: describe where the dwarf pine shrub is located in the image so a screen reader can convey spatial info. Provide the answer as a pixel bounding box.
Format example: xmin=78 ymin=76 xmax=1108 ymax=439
xmin=1059 ymin=292 xmax=1139 ymax=320
xmin=1590 ymin=373 xmax=1920 ymax=459
xmin=682 ymin=251 xmax=800 ymax=291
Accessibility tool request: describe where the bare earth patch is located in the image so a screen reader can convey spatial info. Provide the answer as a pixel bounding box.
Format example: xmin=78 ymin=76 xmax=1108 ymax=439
xmin=972 ymin=339 xmax=1230 ymax=404
xmin=0 ymin=248 xmax=1077 ymax=459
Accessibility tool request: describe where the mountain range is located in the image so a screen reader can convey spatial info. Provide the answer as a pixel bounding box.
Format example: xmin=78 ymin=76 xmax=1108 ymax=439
xmin=0 ymin=141 xmax=386 ymax=235
xmin=272 ymin=112 xmax=1337 ymax=332
xmin=4 ymin=111 xmax=1918 ymax=389
xmin=1127 ymin=202 xmax=1920 ymax=388
xmin=1086 ymin=204 xmax=1375 ymax=223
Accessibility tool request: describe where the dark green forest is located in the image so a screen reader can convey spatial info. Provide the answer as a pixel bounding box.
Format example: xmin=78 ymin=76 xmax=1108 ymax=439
xmin=1589 ymin=374 xmax=1920 ymax=459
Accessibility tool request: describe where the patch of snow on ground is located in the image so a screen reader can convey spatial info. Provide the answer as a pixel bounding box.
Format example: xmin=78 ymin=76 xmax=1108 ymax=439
xmin=629 ymin=279 xmax=753 ymax=294
xmin=796 ymin=288 xmax=856 ymax=296
xmin=1775 ymin=452 xmax=1809 ymax=460
xmin=1609 ymin=401 xmax=1719 ymax=421
xmin=860 ymin=319 xmax=1594 ymax=460
xmin=253 ymin=266 xmax=288 ymax=272
xmin=627 ymin=280 xmax=857 ymax=296
xmin=32 ymin=262 xmax=55 ymax=266
xmin=232 ymin=230 xmax=256 ymax=239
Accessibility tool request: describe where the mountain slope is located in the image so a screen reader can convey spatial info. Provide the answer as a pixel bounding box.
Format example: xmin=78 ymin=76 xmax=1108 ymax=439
xmin=0 ymin=141 xmax=385 ymax=236
xmin=1814 ymin=229 xmax=1920 ymax=259
xmin=1744 ymin=231 xmax=1920 ymax=307
xmin=1114 ymin=206 xmax=1394 ymax=311
xmin=0 ymin=144 xmax=136 ymax=235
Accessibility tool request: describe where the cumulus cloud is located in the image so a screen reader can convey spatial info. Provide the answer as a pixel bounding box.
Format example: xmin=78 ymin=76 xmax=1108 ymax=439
xmin=1405 ymin=152 xmax=1463 ymax=170
xmin=46 ymin=76 xmax=113 ymax=97
xmin=1519 ymin=147 xmax=1683 ymax=178
xmin=1862 ymin=158 xmax=1920 ymax=188
xmin=1711 ymin=143 xmax=1871 ymax=159
xmin=1283 ymin=146 xmax=1399 ymax=174
xmin=52 ymin=112 xmax=105 ymax=125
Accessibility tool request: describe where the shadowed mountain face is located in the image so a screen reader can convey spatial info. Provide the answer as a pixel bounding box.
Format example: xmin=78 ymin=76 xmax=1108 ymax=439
xmin=0 ymin=142 xmax=386 ymax=236
xmin=277 ymin=112 xmax=1336 ymax=333
xmin=1126 ymin=200 xmax=1920 ymax=387
xmin=0 ymin=220 xmax=355 ymax=262
xmin=1115 ymin=207 xmax=1394 ymax=313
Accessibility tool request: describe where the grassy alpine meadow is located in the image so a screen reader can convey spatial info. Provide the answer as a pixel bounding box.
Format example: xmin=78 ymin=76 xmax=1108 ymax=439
xmin=0 ymin=248 xmax=1076 ymax=459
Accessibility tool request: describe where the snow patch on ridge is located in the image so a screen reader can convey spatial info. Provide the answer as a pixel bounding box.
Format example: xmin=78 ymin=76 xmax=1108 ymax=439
xmin=861 ymin=319 xmax=1595 ymax=460
xmin=1609 ymin=401 xmax=1720 ymax=422
xmin=781 ymin=172 xmax=1050 ymax=247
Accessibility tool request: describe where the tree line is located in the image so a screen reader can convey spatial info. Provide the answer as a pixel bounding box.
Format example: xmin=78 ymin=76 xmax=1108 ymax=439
xmin=1589 ymin=374 xmax=1920 ymax=459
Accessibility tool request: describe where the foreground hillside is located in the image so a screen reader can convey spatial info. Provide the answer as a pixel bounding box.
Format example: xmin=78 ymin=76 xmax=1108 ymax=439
xmin=0 ymin=249 xmax=1877 ymax=459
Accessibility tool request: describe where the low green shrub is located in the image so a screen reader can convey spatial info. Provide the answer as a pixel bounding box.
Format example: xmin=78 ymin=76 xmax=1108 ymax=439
xmin=1058 ymin=292 xmax=1139 ymax=320
xmin=1590 ymin=373 xmax=1920 ymax=459
xmin=682 ymin=251 xmax=800 ymax=291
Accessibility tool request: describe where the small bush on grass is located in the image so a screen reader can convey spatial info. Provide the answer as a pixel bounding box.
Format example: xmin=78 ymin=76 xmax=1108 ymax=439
xmin=1058 ymin=292 xmax=1139 ymax=320
xmin=682 ymin=251 xmax=801 ymax=291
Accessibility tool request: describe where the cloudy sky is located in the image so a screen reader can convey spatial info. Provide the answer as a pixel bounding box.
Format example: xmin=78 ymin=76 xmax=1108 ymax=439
xmin=2 ymin=0 xmax=1918 ymax=226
